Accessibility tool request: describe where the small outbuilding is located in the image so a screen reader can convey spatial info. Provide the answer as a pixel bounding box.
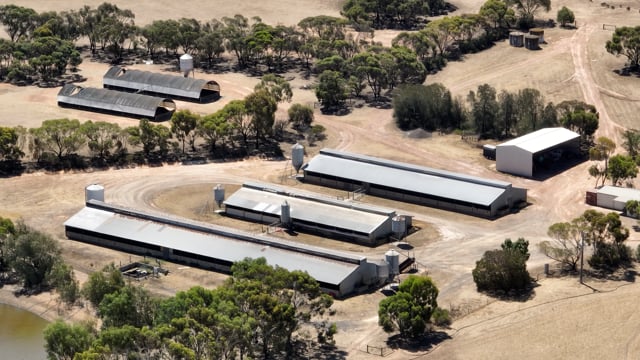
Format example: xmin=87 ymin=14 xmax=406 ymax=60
xmin=103 ymin=66 xmax=220 ymax=103
xmin=586 ymin=185 xmax=640 ymax=211
xmin=496 ymin=127 xmax=580 ymax=178
xmin=57 ymin=84 xmax=176 ymax=121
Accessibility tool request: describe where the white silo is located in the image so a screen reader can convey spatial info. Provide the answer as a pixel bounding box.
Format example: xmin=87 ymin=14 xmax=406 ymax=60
xmin=291 ymin=143 xmax=305 ymax=173
xmin=213 ymin=184 xmax=225 ymax=208
xmin=280 ymin=201 xmax=292 ymax=227
xmin=391 ymin=215 xmax=406 ymax=239
xmin=385 ymin=249 xmax=400 ymax=277
xmin=85 ymin=184 xmax=105 ymax=203
xmin=179 ymin=54 xmax=194 ymax=77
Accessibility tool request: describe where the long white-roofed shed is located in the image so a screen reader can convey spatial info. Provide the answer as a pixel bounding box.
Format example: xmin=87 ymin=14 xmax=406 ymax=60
xmin=496 ymin=127 xmax=580 ymax=177
xmin=64 ymin=200 xmax=387 ymax=298
xmin=301 ymin=149 xmax=527 ymax=218
xmin=223 ymin=182 xmax=397 ymax=245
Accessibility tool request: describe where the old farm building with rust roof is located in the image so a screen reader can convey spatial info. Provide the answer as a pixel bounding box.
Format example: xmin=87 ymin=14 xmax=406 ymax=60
xmin=57 ymin=84 xmax=176 ymax=121
xmin=103 ymin=66 xmax=220 ymax=103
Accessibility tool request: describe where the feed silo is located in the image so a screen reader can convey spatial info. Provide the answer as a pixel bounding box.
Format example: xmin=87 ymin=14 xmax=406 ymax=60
xmin=529 ymin=28 xmax=545 ymax=43
xmin=509 ymin=32 xmax=524 ymax=47
xmin=385 ymin=249 xmax=400 ymax=277
xmin=213 ymin=184 xmax=225 ymax=208
xmin=280 ymin=201 xmax=292 ymax=228
xmin=391 ymin=216 xmax=407 ymax=239
xmin=85 ymin=184 xmax=105 ymax=203
xmin=524 ymin=35 xmax=540 ymax=50
xmin=179 ymin=54 xmax=194 ymax=77
xmin=291 ymin=143 xmax=305 ymax=173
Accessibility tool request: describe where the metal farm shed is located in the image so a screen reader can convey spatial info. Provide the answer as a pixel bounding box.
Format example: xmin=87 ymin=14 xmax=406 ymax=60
xmin=64 ymin=199 xmax=385 ymax=298
xmin=496 ymin=128 xmax=580 ymax=177
xmin=57 ymin=84 xmax=176 ymax=121
xmin=223 ymin=182 xmax=397 ymax=246
xmin=103 ymin=66 xmax=220 ymax=103
xmin=587 ymin=185 xmax=640 ymax=211
xmin=301 ymin=149 xmax=527 ymax=218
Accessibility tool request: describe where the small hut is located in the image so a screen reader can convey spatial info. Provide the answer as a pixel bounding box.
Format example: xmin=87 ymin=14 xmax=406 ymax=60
xmin=529 ymin=28 xmax=545 ymax=43
xmin=524 ymin=35 xmax=540 ymax=50
xmin=509 ymin=32 xmax=524 ymax=47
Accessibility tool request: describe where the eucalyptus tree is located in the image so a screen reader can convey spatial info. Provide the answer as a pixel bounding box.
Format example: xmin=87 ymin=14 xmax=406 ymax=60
xmin=315 ymin=70 xmax=349 ymax=109
xmin=222 ymin=14 xmax=254 ymax=68
xmin=0 ymin=4 xmax=38 ymax=42
xmin=245 ymin=89 xmax=277 ymax=147
xmin=198 ymin=110 xmax=232 ymax=154
xmin=170 ymin=109 xmax=200 ymax=154
xmin=606 ymin=26 xmax=640 ymax=70
xmin=196 ymin=19 xmax=226 ymax=67
xmin=29 ymin=118 xmax=84 ymax=160
xmin=0 ymin=126 xmax=24 ymax=160
xmin=468 ymin=83 xmax=499 ymax=137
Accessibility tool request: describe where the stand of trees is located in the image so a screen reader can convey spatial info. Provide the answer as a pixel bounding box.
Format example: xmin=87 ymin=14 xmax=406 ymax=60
xmin=588 ymin=136 xmax=640 ymax=187
xmin=540 ymin=210 xmax=631 ymax=272
xmin=44 ymin=258 xmax=338 ymax=360
xmin=0 ymin=77 xmax=323 ymax=174
xmin=0 ymin=217 xmax=80 ymax=305
xmin=393 ymin=82 xmax=598 ymax=142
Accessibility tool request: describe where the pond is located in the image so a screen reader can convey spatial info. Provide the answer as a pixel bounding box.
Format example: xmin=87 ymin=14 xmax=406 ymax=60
xmin=0 ymin=303 xmax=48 ymax=360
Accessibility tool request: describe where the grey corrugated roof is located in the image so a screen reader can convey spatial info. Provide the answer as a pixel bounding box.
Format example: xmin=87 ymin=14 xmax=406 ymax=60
xmin=224 ymin=186 xmax=393 ymax=234
xmin=57 ymin=84 xmax=175 ymax=118
xmin=104 ymin=66 xmax=218 ymax=100
xmin=303 ymin=149 xmax=511 ymax=207
xmin=64 ymin=203 xmax=363 ymax=286
xmin=597 ymin=185 xmax=640 ymax=201
xmin=497 ymin=127 xmax=580 ymax=154
xmin=242 ymin=181 xmax=397 ymax=216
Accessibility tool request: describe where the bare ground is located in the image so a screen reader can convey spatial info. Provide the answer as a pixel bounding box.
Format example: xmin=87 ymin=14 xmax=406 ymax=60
xmin=2 ymin=0 xmax=640 ymax=358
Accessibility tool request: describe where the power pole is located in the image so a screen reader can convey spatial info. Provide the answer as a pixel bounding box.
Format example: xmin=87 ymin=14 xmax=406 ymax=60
xmin=580 ymin=232 xmax=585 ymax=284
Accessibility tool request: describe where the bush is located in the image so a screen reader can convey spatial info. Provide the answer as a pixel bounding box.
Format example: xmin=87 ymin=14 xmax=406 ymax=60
xmin=432 ymin=307 xmax=451 ymax=327
xmin=588 ymin=243 xmax=632 ymax=269
xmin=472 ymin=248 xmax=531 ymax=293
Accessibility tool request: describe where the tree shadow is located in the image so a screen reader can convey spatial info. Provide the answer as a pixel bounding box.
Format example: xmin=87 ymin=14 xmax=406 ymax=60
xmin=477 ymin=282 xmax=539 ymax=302
xmin=304 ymin=343 xmax=347 ymax=360
xmin=385 ymin=331 xmax=451 ymax=354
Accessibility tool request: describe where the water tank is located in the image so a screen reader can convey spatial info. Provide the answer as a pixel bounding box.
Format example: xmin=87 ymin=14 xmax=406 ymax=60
xmin=213 ymin=184 xmax=225 ymax=207
xmin=391 ymin=216 xmax=406 ymax=239
xmin=529 ymin=28 xmax=545 ymax=43
xmin=524 ymin=35 xmax=540 ymax=50
xmin=291 ymin=143 xmax=305 ymax=173
xmin=385 ymin=249 xmax=400 ymax=276
xmin=85 ymin=184 xmax=105 ymax=203
xmin=281 ymin=201 xmax=292 ymax=227
xmin=509 ymin=31 xmax=524 ymax=47
xmin=179 ymin=54 xmax=193 ymax=77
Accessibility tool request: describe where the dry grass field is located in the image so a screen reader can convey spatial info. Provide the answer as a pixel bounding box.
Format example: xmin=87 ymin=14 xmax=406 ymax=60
xmin=2 ymin=0 xmax=640 ymax=358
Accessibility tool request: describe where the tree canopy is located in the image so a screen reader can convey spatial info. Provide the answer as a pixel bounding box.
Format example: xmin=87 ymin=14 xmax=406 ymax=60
xmin=378 ymin=275 xmax=439 ymax=338
xmin=606 ymin=26 xmax=640 ymax=70
xmin=472 ymin=238 xmax=532 ymax=293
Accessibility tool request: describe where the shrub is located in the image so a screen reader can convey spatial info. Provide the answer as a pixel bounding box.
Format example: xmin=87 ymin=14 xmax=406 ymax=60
xmin=472 ymin=240 xmax=532 ymax=293
xmin=432 ymin=307 xmax=451 ymax=327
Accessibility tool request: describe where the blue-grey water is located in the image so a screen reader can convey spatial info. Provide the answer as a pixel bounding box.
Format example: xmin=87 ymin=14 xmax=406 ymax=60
xmin=0 ymin=303 xmax=48 ymax=360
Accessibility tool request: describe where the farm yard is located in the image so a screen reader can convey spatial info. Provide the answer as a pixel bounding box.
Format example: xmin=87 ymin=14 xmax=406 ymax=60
xmin=1 ymin=0 xmax=640 ymax=358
